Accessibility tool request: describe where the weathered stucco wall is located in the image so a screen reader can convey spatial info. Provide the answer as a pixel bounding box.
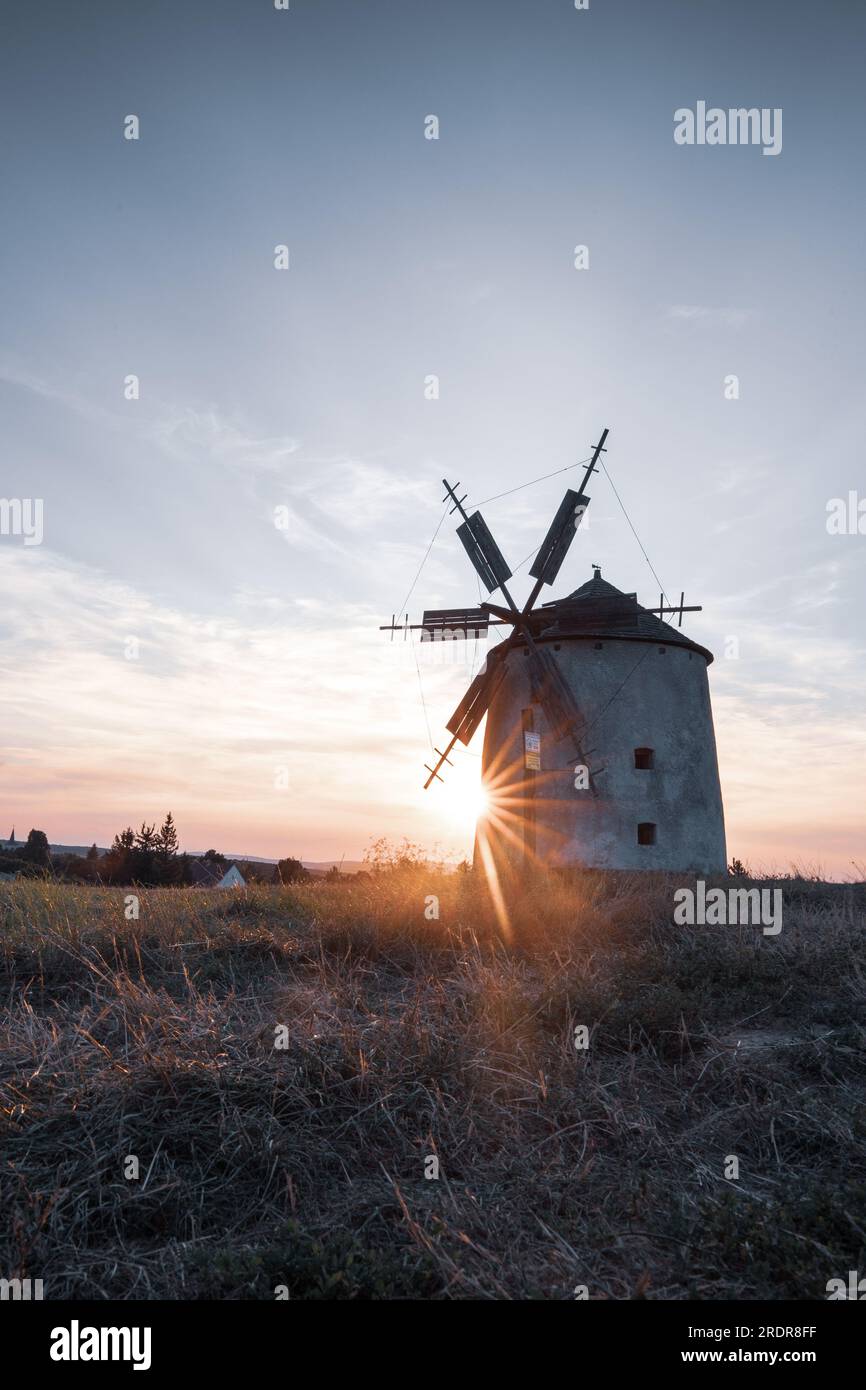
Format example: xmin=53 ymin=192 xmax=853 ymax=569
xmin=477 ymin=634 xmax=727 ymax=873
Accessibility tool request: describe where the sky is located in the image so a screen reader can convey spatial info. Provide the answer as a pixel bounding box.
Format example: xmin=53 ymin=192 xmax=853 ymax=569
xmin=1 ymin=0 xmax=864 ymax=873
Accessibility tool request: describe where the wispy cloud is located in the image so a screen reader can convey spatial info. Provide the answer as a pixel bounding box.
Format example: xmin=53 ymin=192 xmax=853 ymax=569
xmin=665 ymin=305 xmax=754 ymax=328
xmin=0 ymin=549 xmax=476 ymax=860
xmin=149 ymin=407 xmax=300 ymax=474
xmin=285 ymin=458 xmax=434 ymax=531
xmin=0 ymin=360 xmax=124 ymax=432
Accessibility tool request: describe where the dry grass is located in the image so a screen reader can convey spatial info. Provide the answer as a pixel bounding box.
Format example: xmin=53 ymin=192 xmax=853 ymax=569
xmin=1 ymin=870 xmax=864 ymax=1300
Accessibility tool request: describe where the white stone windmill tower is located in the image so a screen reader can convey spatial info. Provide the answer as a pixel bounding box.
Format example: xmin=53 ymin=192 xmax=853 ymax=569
xmin=384 ymin=430 xmax=726 ymax=874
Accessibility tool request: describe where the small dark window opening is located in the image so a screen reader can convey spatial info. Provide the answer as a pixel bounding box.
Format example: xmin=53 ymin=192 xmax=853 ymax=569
xmin=594 ymin=642 xmax=603 ymax=650
xmin=637 ymin=822 xmax=656 ymax=846
xmin=634 ymin=747 xmax=654 ymax=770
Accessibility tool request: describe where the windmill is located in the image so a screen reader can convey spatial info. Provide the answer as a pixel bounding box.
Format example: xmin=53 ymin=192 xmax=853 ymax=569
xmin=382 ymin=428 xmax=727 ymax=873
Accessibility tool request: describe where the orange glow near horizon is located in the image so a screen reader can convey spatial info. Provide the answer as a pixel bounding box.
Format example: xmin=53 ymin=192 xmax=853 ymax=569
xmin=0 ymin=547 xmax=862 ymax=877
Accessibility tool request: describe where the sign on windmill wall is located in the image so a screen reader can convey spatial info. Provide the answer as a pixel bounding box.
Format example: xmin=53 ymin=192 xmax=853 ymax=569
xmin=524 ymin=730 xmax=541 ymax=771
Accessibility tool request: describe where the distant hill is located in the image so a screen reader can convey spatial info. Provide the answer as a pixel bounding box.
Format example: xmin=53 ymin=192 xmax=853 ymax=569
xmin=0 ymin=841 xmax=366 ymax=876
xmin=0 ymin=841 xmax=103 ymax=859
xmin=302 ymin=860 xmax=366 ymax=876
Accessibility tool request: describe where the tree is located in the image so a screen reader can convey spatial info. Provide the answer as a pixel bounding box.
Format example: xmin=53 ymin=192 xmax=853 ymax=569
xmin=273 ymin=857 xmax=309 ymax=885
xmin=157 ymin=813 xmax=179 ymax=858
xmin=86 ymin=844 xmax=100 ymax=861
xmin=102 ymin=827 xmax=135 ymax=884
xmin=62 ymin=852 xmax=100 ymax=884
xmin=135 ymin=823 xmax=158 ymax=854
xmin=156 ymin=813 xmax=180 ymax=884
xmin=131 ymin=823 xmax=159 ymax=886
xmin=21 ymin=829 xmax=50 ymax=868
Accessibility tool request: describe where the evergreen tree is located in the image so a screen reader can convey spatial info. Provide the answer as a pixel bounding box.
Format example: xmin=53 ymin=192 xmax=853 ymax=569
xmin=132 ymin=823 xmax=159 ymax=885
xmin=157 ymin=812 xmax=178 ymax=857
xmin=103 ymin=827 xmax=132 ymax=883
xmin=156 ymin=813 xmax=180 ymax=884
xmin=135 ymin=823 xmax=158 ymax=853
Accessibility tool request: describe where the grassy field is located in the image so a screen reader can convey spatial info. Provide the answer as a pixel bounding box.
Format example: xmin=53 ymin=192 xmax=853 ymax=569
xmin=1 ymin=870 xmax=864 ymax=1300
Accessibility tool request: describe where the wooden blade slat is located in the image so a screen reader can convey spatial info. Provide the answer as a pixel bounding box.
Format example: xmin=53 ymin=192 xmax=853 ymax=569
xmin=420 ymin=608 xmax=489 ymax=640
xmin=528 ymin=488 xmax=589 ymax=586
xmin=446 ymin=659 xmax=507 ymax=745
xmin=456 ymin=512 xmax=513 ymax=593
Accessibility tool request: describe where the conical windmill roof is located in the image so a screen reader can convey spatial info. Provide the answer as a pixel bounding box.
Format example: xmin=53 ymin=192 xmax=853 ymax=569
xmin=535 ymin=569 xmax=713 ymax=663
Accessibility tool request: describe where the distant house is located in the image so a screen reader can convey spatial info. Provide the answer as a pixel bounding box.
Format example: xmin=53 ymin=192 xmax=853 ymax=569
xmin=188 ymin=859 xmax=246 ymax=889
xmin=188 ymin=859 xmax=223 ymax=887
xmin=217 ymin=865 xmax=245 ymax=889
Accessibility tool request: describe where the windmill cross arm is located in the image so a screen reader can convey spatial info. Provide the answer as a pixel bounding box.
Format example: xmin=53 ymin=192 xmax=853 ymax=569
xmin=379 ymin=615 xmax=513 ymax=634
xmin=480 ymin=601 xmax=519 ymax=624
xmin=424 ymin=737 xmax=458 ymax=788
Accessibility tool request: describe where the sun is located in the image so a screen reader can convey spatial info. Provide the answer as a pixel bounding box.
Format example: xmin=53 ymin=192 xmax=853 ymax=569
xmin=465 ymin=780 xmax=489 ymax=823
xmin=431 ymin=761 xmax=488 ymax=838
xmin=452 ymin=772 xmax=489 ymax=828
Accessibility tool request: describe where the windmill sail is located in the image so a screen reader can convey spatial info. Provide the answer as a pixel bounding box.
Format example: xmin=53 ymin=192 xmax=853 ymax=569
xmin=420 ymin=607 xmax=489 ymax=641
xmin=456 ymin=512 xmax=513 ymax=593
xmin=446 ymin=658 xmax=507 ymax=745
xmin=528 ymin=488 xmax=589 ymax=586
xmin=525 ymin=642 xmax=587 ymax=746
xmin=410 ymin=431 xmax=614 ymax=794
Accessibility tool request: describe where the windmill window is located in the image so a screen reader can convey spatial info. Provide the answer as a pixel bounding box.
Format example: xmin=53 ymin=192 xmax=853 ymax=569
xmin=594 ymin=642 xmax=603 ymax=650
xmin=637 ymin=822 xmax=656 ymax=846
xmin=634 ymin=747 xmax=654 ymax=770
xmin=658 ymin=646 xmax=666 ymax=654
